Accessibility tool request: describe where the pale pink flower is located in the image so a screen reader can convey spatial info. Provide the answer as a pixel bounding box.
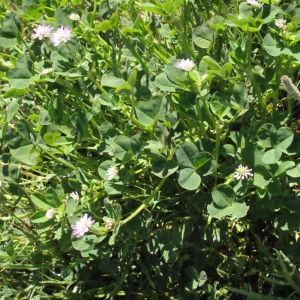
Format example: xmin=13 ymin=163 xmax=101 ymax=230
xmin=50 ymin=26 xmax=72 ymax=46
xmin=32 ymin=25 xmax=53 ymax=40
xmin=45 ymin=207 xmax=55 ymax=220
xmin=275 ymin=19 xmax=286 ymax=29
xmin=281 ymin=75 xmax=300 ymax=101
xmin=106 ymin=219 xmax=113 ymax=229
xmin=174 ymin=59 xmax=195 ymax=72
xmin=234 ymin=165 xmax=253 ymax=180
xmin=72 ymin=214 xmax=95 ymax=238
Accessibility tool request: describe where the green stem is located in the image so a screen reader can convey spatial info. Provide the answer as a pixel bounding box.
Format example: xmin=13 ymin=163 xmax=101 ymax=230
xmin=195 ymin=100 xmax=207 ymax=138
xmin=44 ymin=152 xmax=76 ymax=170
xmin=201 ymin=97 xmax=217 ymax=129
xmin=247 ymin=32 xmax=265 ymax=119
xmin=181 ymin=2 xmax=189 ymax=58
xmin=120 ymin=177 xmax=168 ymax=225
xmin=88 ymin=73 xmax=107 ymax=94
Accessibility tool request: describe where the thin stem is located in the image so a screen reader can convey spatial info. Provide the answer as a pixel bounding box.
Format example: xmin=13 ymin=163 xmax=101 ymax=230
xmin=195 ymin=100 xmax=207 ymax=138
xmin=88 ymin=73 xmax=107 ymax=94
xmin=247 ymin=32 xmax=265 ymax=120
xmin=120 ymin=177 xmax=168 ymax=225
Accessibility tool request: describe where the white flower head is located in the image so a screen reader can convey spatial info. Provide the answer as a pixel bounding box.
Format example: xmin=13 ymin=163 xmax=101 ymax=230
xmin=106 ymin=219 xmax=114 ymax=229
xmin=72 ymin=214 xmax=95 ymax=238
xmin=106 ymin=165 xmax=118 ymax=181
xmin=275 ymin=19 xmax=286 ymax=29
xmin=281 ymin=75 xmax=300 ymax=101
xmin=81 ymin=184 xmax=88 ymax=191
xmin=174 ymin=59 xmax=195 ymax=72
xmin=32 ymin=24 xmax=53 ymax=40
xmin=45 ymin=207 xmax=55 ymax=220
xmin=41 ymin=68 xmax=53 ymax=75
xmin=247 ymin=0 xmax=261 ymax=8
xmin=50 ymin=26 xmax=72 ymax=46
xmin=69 ymin=13 xmax=80 ymax=21
xmin=69 ymin=191 xmax=79 ymax=201
xmin=234 ymin=165 xmax=253 ymax=180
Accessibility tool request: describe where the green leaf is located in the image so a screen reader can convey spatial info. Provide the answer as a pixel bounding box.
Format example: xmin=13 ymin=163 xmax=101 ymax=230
xmin=192 ymin=26 xmax=215 ymax=49
xmin=95 ymin=11 xmax=118 ymax=31
xmin=72 ymin=234 xmax=102 ymax=251
xmin=199 ymin=271 xmax=208 ymax=286
xmin=241 ymin=144 xmax=264 ymax=167
xmin=257 ymin=123 xmax=277 ymax=147
xmin=6 ymin=101 xmax=19 ymax=123
xmin=138 ymin=3 xmax=165 ymax=15
xmin=261 ymin=4 xmax=279 ymax=23
xmin=55 ymin=6 xmax=73 ymax=26
xmin=219 ymin=62 xmax=233 ymax=79
xmin=101 ymin=75 xmax=125 ymax=88
xmin=263 ymin=33 xmax=283 ymax=57
xmin=262 ymin=148 xmax=282 ymax=164
xmin=7 ymin=68 xmax=31 ymax=89
xmin=112 ymin=135 xmax=133 ymax=161
xmin=10 ymin=144 xmax=35 ymax=159
xmin=212 ymin=184 xmax=235 ymax=208
xmin=274 ymin=161 xmax=295 ymax=176
xmin=267 ymin=178 xmax=281 ymax=196
xmin=30 ymin=211 xmax=49 ymax=223
xmin=152 ymin=159 xmax=178 ymax=178
xmin=209 ymin=16 xmax=226 ymax=32
xmin=230 ymin=131 xmax=245 ymax=148
xmin=155 ymin=73 xmax=181 ymax=92
xmin=50 ymin=51 xmax=69 ymax=72
xmin=39 ymin=111 xmax=52 ymax=125
xmin=0 ymin=12 xmax=20 ymax=48
xmin=207 ymin=201 xmax=249 ymax=219
xmin=19 ymin=4 xmax=44 ymax=21
xmin=225 ymin=15 xmax=249 ymax=31
xmin=231 ymin=83 xmax=248 ymax=110
xmin=45 ymin=187 xmax=61 ymax=208
xmin=175 ymin=142 xmax=199 ymax=168
xmin=95 ymin=20 xmax=113 ymax=31
xmin=178 ymin=168 xmax=201 ymax=190
xmin=276 ymin=127 xmax=294 ymax=150
xmin=135 ymin=101 xmax=156 ymax=126
xmin=3 ymin=88 xmax=27 ymax=99
xmin=31 ymin=193 xmax=51 ymax=209
xmin=185 ymin=266 xmax=200 ymax=281
xmin=286 ymin=163 xmax=300 ymax=178
xmin=253 ymin=165 xmax=272 ymax=187
xmin=43 ymin=132 xmax=61 ymax=146
xmin=104 ymin=181 xmax=124 ymax=195
xmin=161 ymin=0 xmax=185 ymax=15
xmin=194 ymin=152 xmax=216 ymax=176
xmin=16 ymin=119 xmax=35 ymax=140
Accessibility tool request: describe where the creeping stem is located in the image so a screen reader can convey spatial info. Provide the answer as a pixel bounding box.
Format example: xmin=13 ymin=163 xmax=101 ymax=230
xmin=120 ymin=177 xmax=168 ymax=225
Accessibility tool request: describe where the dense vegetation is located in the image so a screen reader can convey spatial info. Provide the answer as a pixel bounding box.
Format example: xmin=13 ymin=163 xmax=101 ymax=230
xmin=1 ymin=0 xmax=300 ymax=299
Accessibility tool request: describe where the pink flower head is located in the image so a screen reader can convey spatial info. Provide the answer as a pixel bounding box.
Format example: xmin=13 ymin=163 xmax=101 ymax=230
xmin=72 ymin=214 xmax=95 ymax=238
xmin=45 ymin=207 xmax=55 ymax=220
xmin=234 ymin=165 xmax=253 ymax=180
xmin=50 ymin=26 xmax=72 ymax=46
xmin=174 ymin=59 xmax=195 ymax=72
xmin=32 ymin=25 xmax=53 ymax=40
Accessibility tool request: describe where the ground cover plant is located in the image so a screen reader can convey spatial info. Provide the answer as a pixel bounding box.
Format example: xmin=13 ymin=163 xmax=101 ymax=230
xmin=1 ymin=0 xmax=300 ymax=298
